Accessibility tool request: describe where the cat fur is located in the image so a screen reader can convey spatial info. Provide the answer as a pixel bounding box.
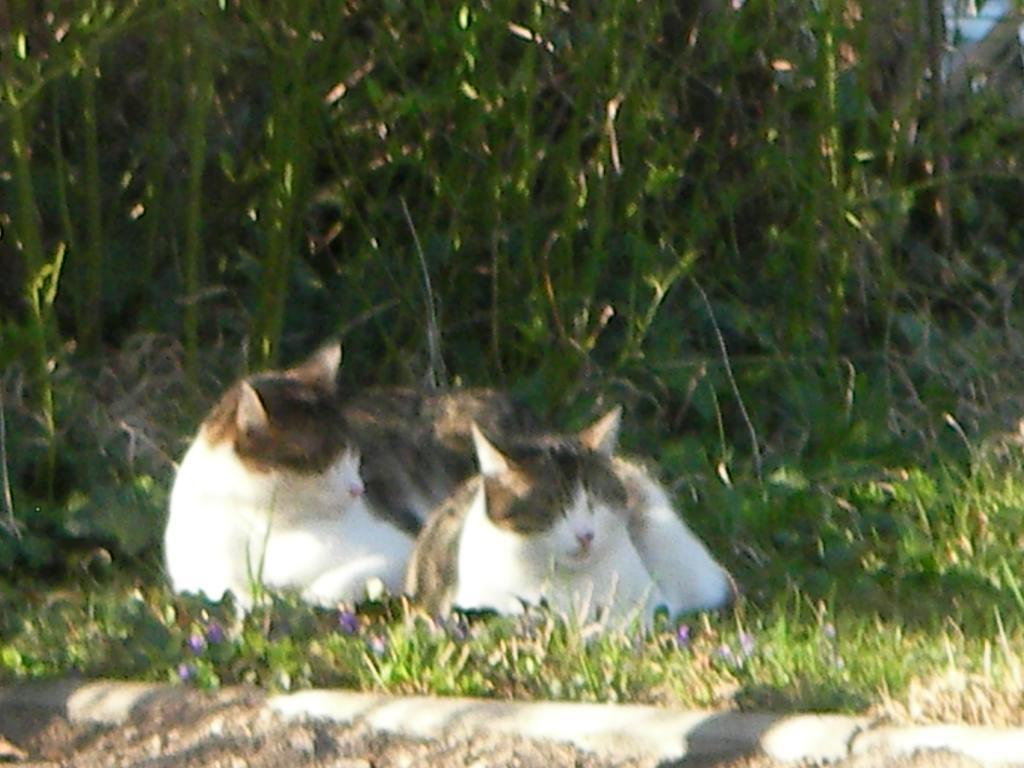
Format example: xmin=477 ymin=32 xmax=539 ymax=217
xmin=405 ymin=408 xmax=734 ymax=627
xmin=165 ymin=344 xmax=533 ymax=611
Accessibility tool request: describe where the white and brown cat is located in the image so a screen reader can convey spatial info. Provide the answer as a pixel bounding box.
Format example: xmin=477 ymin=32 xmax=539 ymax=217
xmin=405 ymin=408 xmax=735 ymax=627
xmin=164 ymin=343 xmax=531 ymax=611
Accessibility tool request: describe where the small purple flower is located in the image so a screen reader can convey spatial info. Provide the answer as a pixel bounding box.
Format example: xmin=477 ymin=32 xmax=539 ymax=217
xmin=739 ymin=631 xmax=755 ymax=657
xmin=367 ymin=635 xmax=387 ymax=657
xmin=177 ymin=662 xmax=196 ymax=682
xmin=205 ymin=622 xmax=225 ymax=644
xmin=716 ymin=642 xmax=734 ymax=661
xmin=187 ymin=634 xmax=205 ymax=654
xmin=823 ymin=622 xmax=836 ymax=640
xmin=675 ymin=624 xmax=691 ymax=648
xmin=338 ymin=610 xmax=359 ymax=635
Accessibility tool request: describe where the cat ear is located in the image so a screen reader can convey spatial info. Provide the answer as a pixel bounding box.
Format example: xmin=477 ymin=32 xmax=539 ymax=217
xmin=290 ymin=342 xmax=342 ymax=389
xmin=471 ymin=423 xmax=512 ymax=477
xmin=578 ymin=406 xmax=622 ymax=456
xmin=236 ymin=381 xmax=269 ymax=434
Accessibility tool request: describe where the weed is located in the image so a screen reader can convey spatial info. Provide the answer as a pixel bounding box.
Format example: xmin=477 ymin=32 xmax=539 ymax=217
xmin=2 ymin=0 xmax=1024 ymax=722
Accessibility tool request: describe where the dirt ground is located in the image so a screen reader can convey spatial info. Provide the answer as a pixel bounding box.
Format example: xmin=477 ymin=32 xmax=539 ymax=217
xmin=0 ymin=687 xmax=993 ymax=768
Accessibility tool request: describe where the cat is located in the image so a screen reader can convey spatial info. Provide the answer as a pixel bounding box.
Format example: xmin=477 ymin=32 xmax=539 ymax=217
xmin=405 ymin=408 xmax=735 ymax=628
xmin=164 ymin=344 xmax=408 ymax=610
xmin=337 ymin=385 xmax=536 ymax=530
xmin=164 ymin=342 xmax=534 ymax=612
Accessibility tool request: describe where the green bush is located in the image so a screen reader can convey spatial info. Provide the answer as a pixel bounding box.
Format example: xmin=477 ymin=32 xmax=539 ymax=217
xmin=1 ymin=0 xmax=1022 ymax=580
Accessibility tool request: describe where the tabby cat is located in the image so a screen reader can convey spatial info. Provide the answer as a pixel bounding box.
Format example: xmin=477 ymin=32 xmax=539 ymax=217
xmin=405 ymin=408 xmax=734 ymax=627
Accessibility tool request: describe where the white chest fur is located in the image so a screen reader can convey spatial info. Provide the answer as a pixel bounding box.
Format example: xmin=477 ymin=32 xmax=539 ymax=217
xmin=164 ymin=435 xmax=413 ymax=610
xmin=453 ymin=488 xmax=542 ymax=614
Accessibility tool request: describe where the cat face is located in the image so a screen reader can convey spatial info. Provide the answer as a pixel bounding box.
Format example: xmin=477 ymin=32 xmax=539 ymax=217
xmin=543 ymin=483 xmax=628 ymax=570
xmin=201 ymin=344 xmax=361 ymax=494
xmin=472 ymin=408 xmax=629 ymax=568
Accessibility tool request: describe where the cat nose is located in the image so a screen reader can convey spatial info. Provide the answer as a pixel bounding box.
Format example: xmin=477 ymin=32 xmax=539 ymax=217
xmin=575 ymin=530 xmax=594 ymax=550
xmin=348 ymin=480 xmax=365 ymax=498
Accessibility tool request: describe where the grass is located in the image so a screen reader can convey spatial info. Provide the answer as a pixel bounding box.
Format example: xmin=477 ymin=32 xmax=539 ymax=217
xmin=2 ymin=396 xmax=1024 ymax=725
xmin=2 ymin=0 xmax=1024 ymax=728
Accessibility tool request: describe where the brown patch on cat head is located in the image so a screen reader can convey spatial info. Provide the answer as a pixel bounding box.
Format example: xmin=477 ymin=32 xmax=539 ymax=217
xmin=200 ymin=343 xmax=347 ymax=474
xmin=472 ymin=409 xmax=628 ymax=535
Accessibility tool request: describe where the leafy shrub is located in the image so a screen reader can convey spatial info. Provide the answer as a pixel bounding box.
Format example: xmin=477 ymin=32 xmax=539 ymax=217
xmin=1 ymin=0 xmax=1022 ymax=577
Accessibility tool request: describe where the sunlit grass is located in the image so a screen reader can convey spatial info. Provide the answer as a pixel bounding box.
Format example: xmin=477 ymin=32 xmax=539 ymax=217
xmin=2 ymin=0 xmax=1024 ymax=728
xmin=3 ymin=579 xmax=1022 ymax=724
xmin=3 ymin=443 xmax=1023 ymax=724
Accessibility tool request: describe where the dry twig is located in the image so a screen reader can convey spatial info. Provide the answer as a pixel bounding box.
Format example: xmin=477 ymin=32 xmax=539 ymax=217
xmin=401 ymin=196 xmax=448 ymax=390
xmin=692 ymin=278 xmax=763 ymax=483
